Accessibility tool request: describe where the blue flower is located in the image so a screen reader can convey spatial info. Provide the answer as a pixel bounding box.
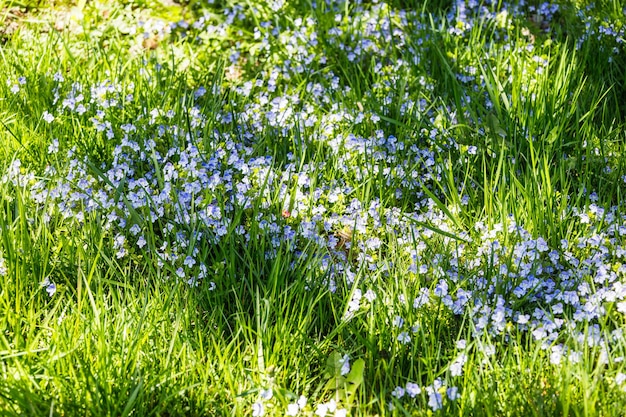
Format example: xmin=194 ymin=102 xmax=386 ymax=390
xmin=41 ymin=277 xmax=56 ymax=297
xmin=43 ymin=111 xmax=55 ymax=123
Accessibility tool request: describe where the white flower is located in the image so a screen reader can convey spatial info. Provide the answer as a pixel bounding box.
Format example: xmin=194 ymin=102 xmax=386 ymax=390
xmin=450 ymin=356 xmax=466 ymax=376
xmin=483 ymin=344 xmax=495 ymax=356
xmin=260 ymin=388 xmax=273 ymax=401
xmin=252 ymin=402 xmax=264 ymax=416
xmin=315 ymin=403 xmax=328 ymax=416
xmin=286 ymin=403 xmax=299 ymax=416
xmin=326 ymin=399 xmax=336 ymax=413
xmin=364 ymin=289 xmax=376 ymax=302
xmin=43 ymin=111 xmax=55 ymax=123
xmin=550 ymin=345 xmax=563 ymax=365
xmin=297 ymin=395 xmax=307 ymax=409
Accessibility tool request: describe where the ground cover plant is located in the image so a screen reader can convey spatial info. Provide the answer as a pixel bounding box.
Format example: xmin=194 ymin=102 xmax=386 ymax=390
xmin=1 ymin=0 xmax=626 ymax=415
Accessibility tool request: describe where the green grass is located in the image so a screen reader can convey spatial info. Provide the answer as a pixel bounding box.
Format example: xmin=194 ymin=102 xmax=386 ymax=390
xmin=1 ymin=0 xmax=626 ymax=415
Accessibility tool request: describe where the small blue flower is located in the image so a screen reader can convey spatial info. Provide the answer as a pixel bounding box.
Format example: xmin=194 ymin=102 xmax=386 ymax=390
xmin=183 ymin=255 xmax=196 ymax=268
xmin=43 ymin=111 xmax=55 ymax=123
xmin=339 ymin=354 xmax=350 ymax=376
xmin=405 ymin=382 xmax=421 ymax=397
xmin=391 ymin=386 xmax=405 ymax=398
xmin=252 ymin=402 xmax=264 ymax=416
xmin=48 ymin=139 xmax=59 ymax=154
xmin=41 ymin=277 xmax=56 ymax=297
xmin=397 ymin=332 xmax=411 ymax=344
xmin=427 ymin=389 xmax=442 ymax=411
xmin=447 ymin=386 xmax=460 ymax=401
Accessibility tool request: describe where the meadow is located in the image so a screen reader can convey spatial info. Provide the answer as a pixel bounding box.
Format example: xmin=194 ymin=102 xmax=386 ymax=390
xmin=1 ymin=0 xmax=625 ymax=415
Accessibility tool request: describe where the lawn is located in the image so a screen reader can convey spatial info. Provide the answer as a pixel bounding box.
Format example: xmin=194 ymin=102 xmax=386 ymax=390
xmin=1 ymin=0 xmax=626 ymax=415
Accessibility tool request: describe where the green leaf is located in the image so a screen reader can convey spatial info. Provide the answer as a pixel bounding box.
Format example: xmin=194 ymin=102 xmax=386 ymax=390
xmin=325 ymin=351 xmax=344 ymax=378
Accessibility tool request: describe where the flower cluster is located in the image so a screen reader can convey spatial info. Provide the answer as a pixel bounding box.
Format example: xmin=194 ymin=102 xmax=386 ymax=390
xmin=391 ymin=378 xmax=459 ymax=412
xmin=3 ymin=0 xmax=626 ymax=414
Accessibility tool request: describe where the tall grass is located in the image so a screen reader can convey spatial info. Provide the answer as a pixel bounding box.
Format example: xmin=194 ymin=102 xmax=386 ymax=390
xmin=1 ymin=0 xmax=626 ymax=415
